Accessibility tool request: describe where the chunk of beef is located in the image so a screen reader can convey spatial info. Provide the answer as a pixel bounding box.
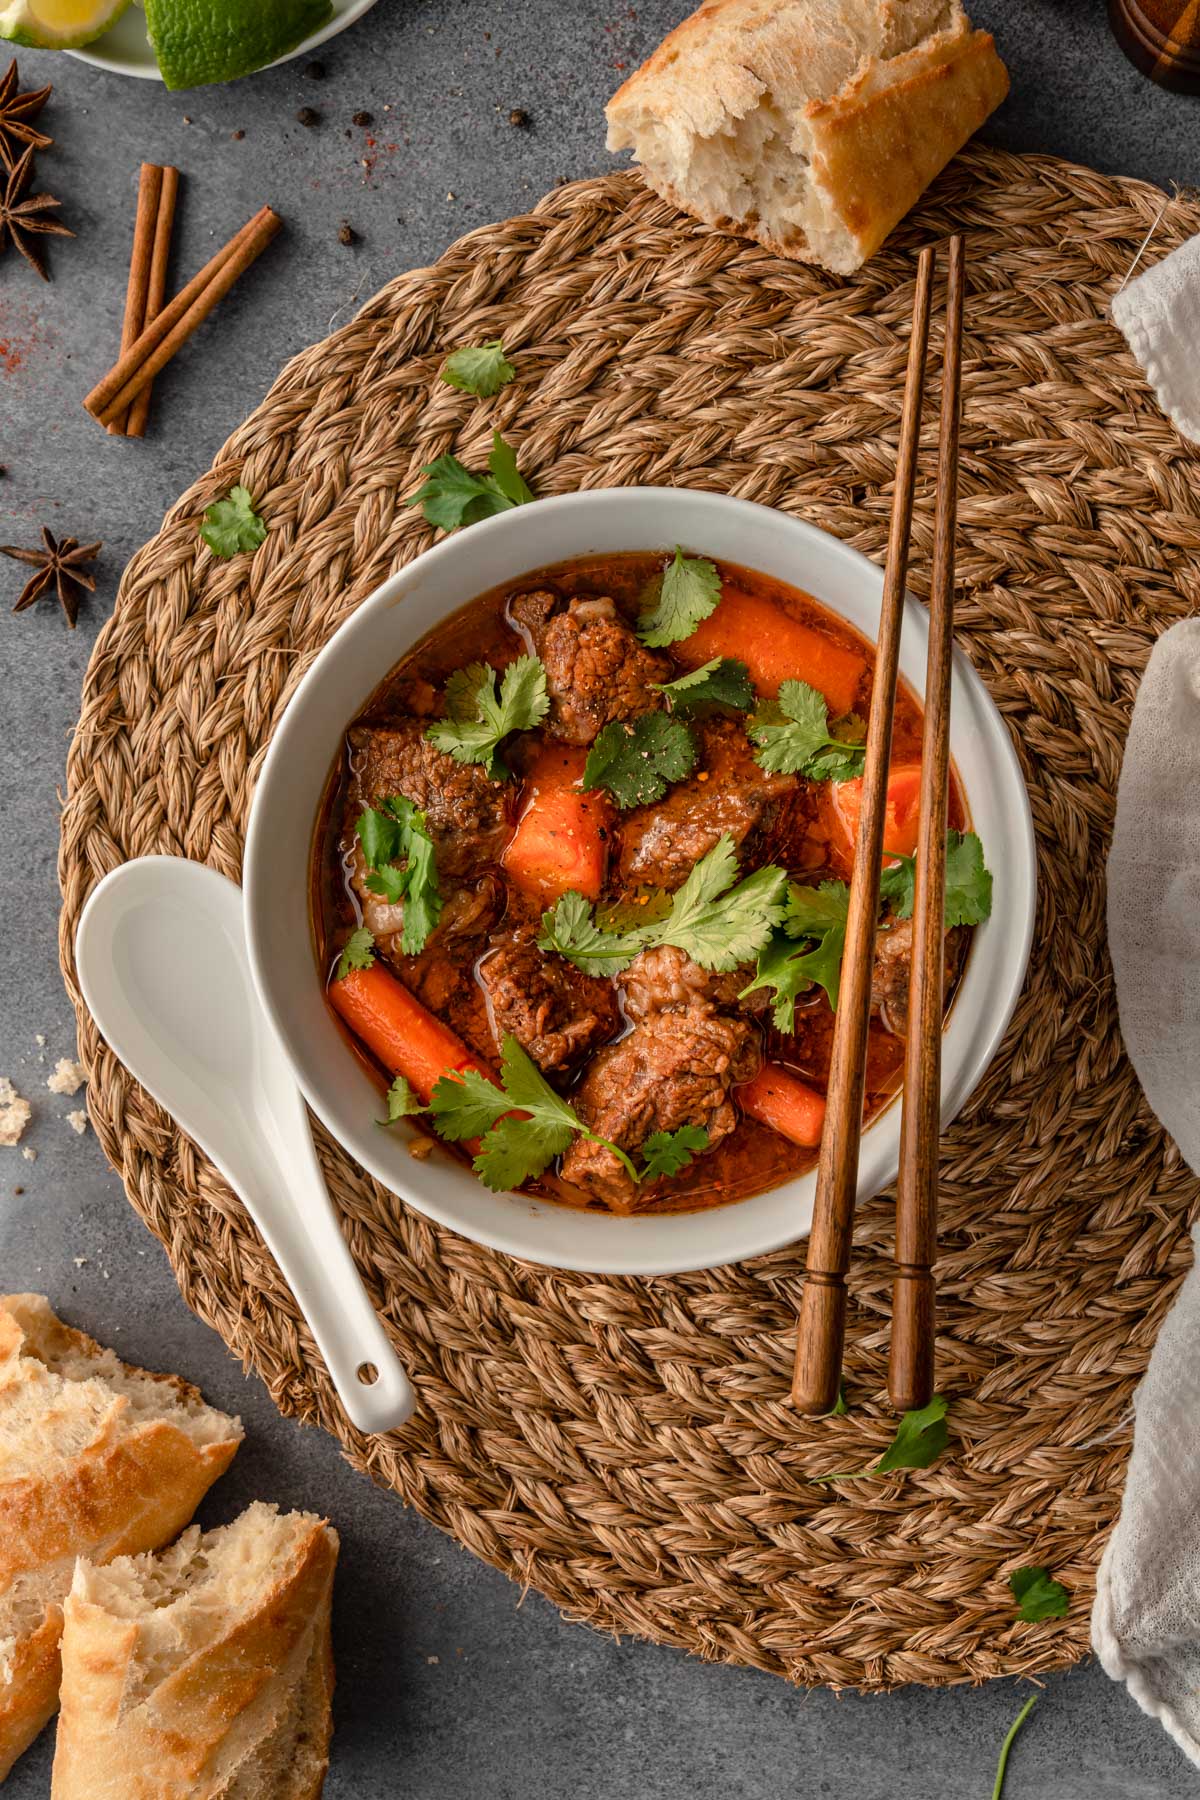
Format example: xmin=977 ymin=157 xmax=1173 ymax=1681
xmin=346 ymin=720 xmax=510 ymax=882
xmin=559 ymin=1004 xmax=761 ymax=1212
xmin=356 ymin=874 xmax=504 ymax=968
xmin=617 ymin=716 xmax=797 ymax=891
xmin=509 ymin=589 xmax=670 ymax=745
xmin=617 ymin=944 xmax=767 ymax=1022
xmin=870 ymin=920 xmax=966 ymax=1037
xmin=478 ymin=931 xmax=620 ymax=1073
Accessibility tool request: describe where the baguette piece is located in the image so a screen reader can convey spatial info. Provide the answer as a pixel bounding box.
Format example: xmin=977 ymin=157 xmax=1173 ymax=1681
xmin=52 ymin=1503 xmax=338 ymax=1800
xmin=606 ymin=0 xmax=1010 ymax=273
xmin=0 ymin=1295 xmax=241 ymax=1781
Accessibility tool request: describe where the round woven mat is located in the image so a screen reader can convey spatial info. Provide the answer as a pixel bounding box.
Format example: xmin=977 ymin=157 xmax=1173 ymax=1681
xmin=59 ymin=146 xmax=1200 ymax=1690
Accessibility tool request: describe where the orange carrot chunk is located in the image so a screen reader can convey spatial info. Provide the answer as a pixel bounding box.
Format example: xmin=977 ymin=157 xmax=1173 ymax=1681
xmin=330 ymin=960 xmax=492 ymax=1102
xmin=674 ymin=585 xmax=865 ymax=716
xmin=503 ymin=744 xmax=613 ymax=903
xmin=739 ymin=1064 xmax=827 ymax=1148
xmin=830 ymin=761 xmax=922 ymax=860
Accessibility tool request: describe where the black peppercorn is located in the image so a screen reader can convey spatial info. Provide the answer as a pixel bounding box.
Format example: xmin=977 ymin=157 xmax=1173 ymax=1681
xmin=352 ymin=109 xmax=373 ymax=126
xmin=338 ymin=222 xmax=357 ymax=246
xmin=306 ymin=60 xmax=326 ymax=79
xmin=509 ymin=107 xmax=529 ymax=127
xmin=296 ymin=106 xmax=320 ymax=127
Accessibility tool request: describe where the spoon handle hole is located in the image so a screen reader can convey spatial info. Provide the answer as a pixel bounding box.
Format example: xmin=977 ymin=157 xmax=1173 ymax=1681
xmin=356 ymin=1361 xmax=380 ymax=1386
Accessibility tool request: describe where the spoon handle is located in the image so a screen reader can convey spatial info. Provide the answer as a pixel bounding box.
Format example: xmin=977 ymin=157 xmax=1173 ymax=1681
xmin=242 ymin=1121 xmax=416 ymax=1436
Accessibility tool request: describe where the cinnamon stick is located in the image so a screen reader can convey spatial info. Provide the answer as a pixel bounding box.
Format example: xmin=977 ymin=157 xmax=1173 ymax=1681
xmin=108 ymin=163 xmax=162 ymax=437
xmin=125 ymin=165 xmax=179 ymax=440
xmin=84 ymin=205 xmax=282 ymax=429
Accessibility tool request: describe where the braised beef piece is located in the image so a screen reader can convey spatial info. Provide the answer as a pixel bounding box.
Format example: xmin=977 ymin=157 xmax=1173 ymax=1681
xmin=478 ymin=930 xmax=620 ymax=1073
xmin=509 ymin=589 xmax=670 ymax=745
xmin=870 ymin=921 xmax=966 ymax=1037
xmin=559 ymin=1003 xmax=761 ymax=1212
xmin=617 ymin=944 xmax=768 ymax=1022
xmin=356 ymin=874 xmax=504 ymax=970
xmin=617 ymin=716 xmax=797 ymax=891
xmin=346 ymin=721 xmax=510 ymax=881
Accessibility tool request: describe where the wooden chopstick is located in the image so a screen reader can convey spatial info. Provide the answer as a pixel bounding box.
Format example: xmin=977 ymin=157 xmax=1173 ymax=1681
xmin=792 ymin=245 xmax=936 ymax=1415
xmin=889 ymin=234 xmax=965 ymax=1413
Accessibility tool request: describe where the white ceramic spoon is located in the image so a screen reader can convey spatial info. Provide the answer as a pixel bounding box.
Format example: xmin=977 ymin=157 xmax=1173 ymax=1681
xmin=75 ymin=856 xmax=416 ymax=1434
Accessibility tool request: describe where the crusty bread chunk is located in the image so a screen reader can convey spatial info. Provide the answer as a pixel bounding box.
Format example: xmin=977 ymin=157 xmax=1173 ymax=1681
xmin=606 ymin=0 xmax=1010 ymax=273
xmin=0 ymin=1294 xmax=241 ymax=1781
xmin=52 ymin=1504 xmax=338 ymax=1800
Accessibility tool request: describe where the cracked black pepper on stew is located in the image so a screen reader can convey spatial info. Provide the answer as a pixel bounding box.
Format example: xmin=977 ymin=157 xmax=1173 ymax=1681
xmin=312 ymin=551 xmax=987 ymax=1216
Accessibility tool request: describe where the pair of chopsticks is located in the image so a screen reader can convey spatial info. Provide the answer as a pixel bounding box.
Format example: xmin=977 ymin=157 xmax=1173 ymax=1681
xmin=792 ymin=235 xmax=965 ymax=1419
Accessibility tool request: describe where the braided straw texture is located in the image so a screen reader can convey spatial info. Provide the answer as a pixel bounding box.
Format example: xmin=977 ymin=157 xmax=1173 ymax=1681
xmin=59 ymin=148 xmax=1200 ymax=1690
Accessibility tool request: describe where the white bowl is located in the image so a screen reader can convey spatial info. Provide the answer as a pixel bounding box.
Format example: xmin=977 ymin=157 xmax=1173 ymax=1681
xmin=243 ymin=488 xmax=1036 ymax=1276
xmin=69 ymin=0 xmax=379 ymax=81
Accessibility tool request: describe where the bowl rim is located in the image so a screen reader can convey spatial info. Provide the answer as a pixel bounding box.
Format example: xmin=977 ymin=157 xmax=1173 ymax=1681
xmin=243 ymin=487 xmax=1036 ymax=1275
xmin=67 ymin=0 xmax=380 ymax=81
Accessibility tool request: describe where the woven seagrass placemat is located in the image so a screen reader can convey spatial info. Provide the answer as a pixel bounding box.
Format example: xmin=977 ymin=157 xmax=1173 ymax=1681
xmin=58 ymin=145 xmax=1200 ymax=1690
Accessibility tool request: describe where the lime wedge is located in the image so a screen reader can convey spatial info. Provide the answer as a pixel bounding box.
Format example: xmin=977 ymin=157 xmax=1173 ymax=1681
xmin=0 ymin=0 xmax=133 ymax=49
xmin=144 ymin=0 xmax=333 ymax=88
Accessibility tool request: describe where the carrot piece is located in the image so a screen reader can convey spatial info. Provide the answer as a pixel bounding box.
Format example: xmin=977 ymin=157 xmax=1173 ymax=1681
xmin=674 ymin=585 xmax=865 ymax=716
xmin=739 ymin=1064 xmax=827 ymax=1148
xmin=330 ymin=960 xmax=492 ymax=1102
xmin=830 ymin=761 xmax=922 ymax=860
xmin=503 ymin=744 xmax=613 ymax=903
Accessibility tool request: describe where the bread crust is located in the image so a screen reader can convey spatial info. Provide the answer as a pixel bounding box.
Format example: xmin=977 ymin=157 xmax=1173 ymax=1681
xmin=51 ymin=1516 xmax=338 ymax=1800
xmin=606 ymin=0 xmax=1009 ymax=273
xmin=0 ymin=1295 xmax=241 ymax=1781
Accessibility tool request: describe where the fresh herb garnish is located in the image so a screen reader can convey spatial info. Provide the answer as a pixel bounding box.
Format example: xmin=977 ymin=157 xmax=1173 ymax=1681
xmin=410 ymin=430 xmax=535 ymax=530
xmin=200 ymin=485 xmax=267 ymax=558
xmin=878 ymin=829 xmax=994 ymax=927
xmin=740 ymin=881 xmax=849 ymax=1027
xmin=426 ymin=1034 xmax=702 ymax=1192
xmin=380 ymin=1074 xmax=425 ymax=1123
xmin=595 ymin=888 xmax=675 ymax=932
xmin=335 ymin=925 xmax=376 ymax=980
xmin=354 ymin=796 xmax=442 ymax=955
xmin=748 ymin=679 xmax=866 ymax=781
xmin=992 ymin=1696 xmax=1038 ymax=1800
xmin=440 ymin=340 xmax=515 ymax=398
xmin=539 ymin=834 xmax=788 ymax=976
xmin=830 ymin=1384 xmax=849 ymax=1417
xmin=814 ymin=1394 xmax=949 ymax=1483
xmin=640 ymin=1125 xmax=709 ymax=1180
xmin=637 ymin=547 xmax=722 ymax=648
xmin=426 ymin=654 xmax=548 ymax=779
xmin=654 ymin=657 xmax=754 ymax=714
xmin=582 ymin=711 xmax=697 ymax=809
xmin=1009 ymin=1567 xmax=1069 ymax=1622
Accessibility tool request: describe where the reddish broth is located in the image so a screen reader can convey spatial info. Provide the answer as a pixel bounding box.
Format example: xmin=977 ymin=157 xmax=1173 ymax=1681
xmin=312 ymin=552 xmax=968 ymax=1215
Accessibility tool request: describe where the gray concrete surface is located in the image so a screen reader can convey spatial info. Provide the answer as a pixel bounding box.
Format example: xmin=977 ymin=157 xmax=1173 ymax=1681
xmin=2 ymin=1 xmax=1198 ymax=1794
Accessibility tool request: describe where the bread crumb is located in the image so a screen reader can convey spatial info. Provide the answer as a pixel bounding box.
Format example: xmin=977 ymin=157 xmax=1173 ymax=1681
xmin=66 ymin=1110 xmax=88 ymax=1136
xmin=0 ymin=1078 xmax=31 ymax=1147
xmin=35 ymin=1034 xmax=45 ymax=1047
xmin=21 ymin=1146 xmax=36 ymax=1163
xmin=408 ymin=1137 xmax=434 ymax=1162
xmin=73 ymin=1256 xmax=87 ymax=1267
xmin=47 ymin=1057 xmax=87 ymax=1097
xmin=426 ymin=1654 xmax=439 ymax=1664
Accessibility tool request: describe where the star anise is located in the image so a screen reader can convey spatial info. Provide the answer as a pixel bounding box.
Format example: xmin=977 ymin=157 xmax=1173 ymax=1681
xmin=0 ymin=61 xmax=52 ymax=174
xmin=0 ymin=143 xmax=72 ymax=280
xmin=3 ymin=529 xmax=101 ymax=628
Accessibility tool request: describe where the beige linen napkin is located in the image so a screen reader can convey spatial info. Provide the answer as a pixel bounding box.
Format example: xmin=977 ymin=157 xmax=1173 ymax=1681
xmin=1112 ymin=233 xmax=1200 ymax=447
xmin=1092 ymin=618 xmax=1200 ymax=1764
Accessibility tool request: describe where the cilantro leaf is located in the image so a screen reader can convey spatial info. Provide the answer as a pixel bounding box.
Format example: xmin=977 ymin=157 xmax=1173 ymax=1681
xmin=993 ymin=1696 xmax=1038 ymax=1800
xmin=741 ymin=881 xmax=850 ymax=1025
xmin=428 ymin=1065 xmax=512 ymax=1142
xmin=877 ymin=830 xmax=994 ymax=927
xmin=541 ymin=836 xmax=787 ymax=977
xmin=440 ymin=340 xmax=515 ymax=398
xmin=354 ymin=795 xmax=442 ymax=955
xmin=428 ymin=1036 xmax=639 ymax=1193
xmin=595 ymin=889 xmax=674 ymax=932
xmin=582 ymin=712 xmax=697 ymax=809
xmin=637 ymin=548 xmax=722 ymax=648
xmin=380 ymin=1075 xmax=427 ymax=1123
xmin=200 ymin=485 xmax=267 ymax=558
xmin=640 ymin=1125 xmax=709 ymax=1180
xmin=410 ymin=431 xmax=535 ymax=531
xmin=1009 ymin=1567 xmax=1069 ymax=1622
xmin=814 ymin=1394 xmax=949 ymax=1483
xmin=537 ymin=890 xmax=647 ymax=977
xmin=748 ymin=680 xmax=866 ymax=781
xmin=426 ymin=654 xmax=548 ymax=778
xmin=654 ymin=657 xmax=754 ymax=714
xmin=335 ymin=925 xmax=376 ymax=981
xmin=830 ymin=1384 xmax=848 ymax=1417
